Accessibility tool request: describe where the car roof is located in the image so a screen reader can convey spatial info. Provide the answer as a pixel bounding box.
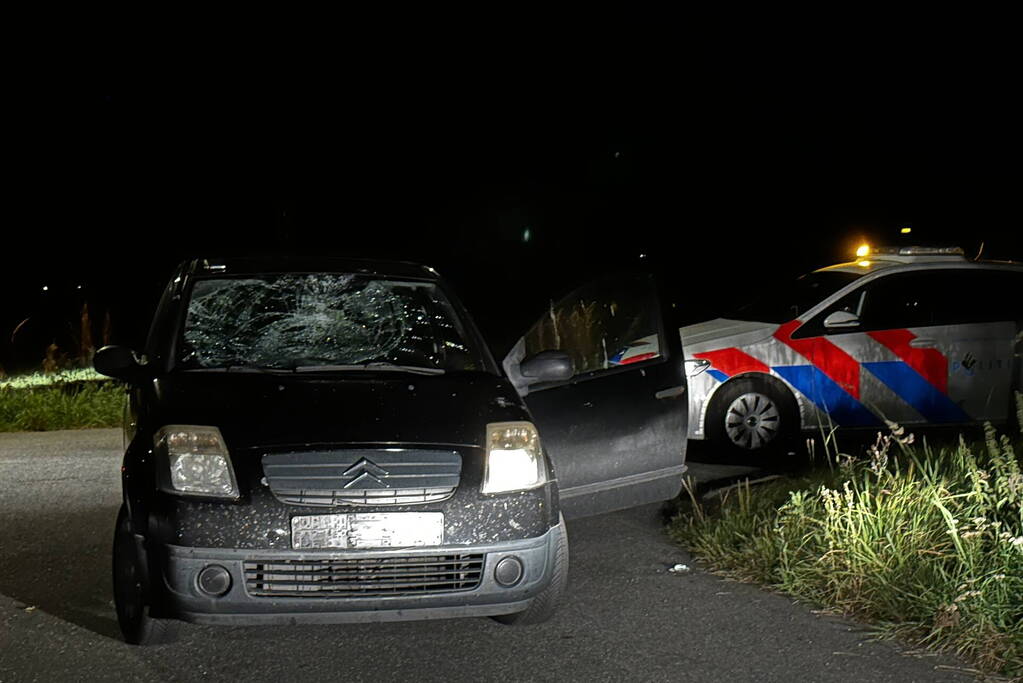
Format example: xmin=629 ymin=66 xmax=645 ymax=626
xmin=181 ymin=256 xmax=442 ymax=281
xmin=817 ymin=254 xmax=1022 ymax=276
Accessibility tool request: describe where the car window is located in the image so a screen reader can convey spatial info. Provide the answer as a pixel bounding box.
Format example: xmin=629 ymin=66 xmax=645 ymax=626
xmin=732 ymin=271 xmax=862 ymax=324
xmin=928 ymin=269 xmax=1023 ymax=326
xmin=176 ymin=274 xmax=486 ymax=372
xmin=857 ymin=269 xmax=1023 ymax=330
xmin=855 ymin=271 xmax=942 ymax=330
xmin=798 ymin=268 xmax=1023 ymax=337
xmin=522 ymin=273 xmax=662 ymax=378
xmin=794 ymin=286 xmax=867 ymax=338
xmin=144 ymin=271 xmax=183 ymax=366
xmin=799 ymin=270 xmax=941 ymax=336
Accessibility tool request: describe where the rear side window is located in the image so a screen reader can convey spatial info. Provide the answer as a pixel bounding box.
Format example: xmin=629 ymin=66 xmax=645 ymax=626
xmin=928 ymin=269 xmax=1023 ymax=325
xmin=857 ymin=269 xmax=1023 ymax=330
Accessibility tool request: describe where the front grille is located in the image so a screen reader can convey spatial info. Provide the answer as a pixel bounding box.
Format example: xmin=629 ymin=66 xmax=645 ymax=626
xmin=244 ymin=554 xmax=485 ymax=597
xmin=262 ymin=449 xmax=462 ymax=506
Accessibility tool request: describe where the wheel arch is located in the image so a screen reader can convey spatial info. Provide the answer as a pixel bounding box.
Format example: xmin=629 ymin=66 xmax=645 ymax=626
xmin=121 ymin=435 xmax=155 ymax=537
xmin=702 ymin=371 xmax=803 ymax=435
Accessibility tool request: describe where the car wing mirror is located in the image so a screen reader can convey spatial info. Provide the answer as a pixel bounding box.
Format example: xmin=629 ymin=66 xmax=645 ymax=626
xmin=823 ymin=310 xmax=861 ymax=330
xmin=519 ymin=350 xmax=574 ymax=384
xmin=684 ymin=358 xmax=711 ymax=377
xmin=94 ymin=345 xmax=146 ymax=382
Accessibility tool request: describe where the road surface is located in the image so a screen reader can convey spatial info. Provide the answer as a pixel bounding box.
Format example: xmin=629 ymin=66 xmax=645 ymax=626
xmin=0 ymin=430 xmax=969 ymax=682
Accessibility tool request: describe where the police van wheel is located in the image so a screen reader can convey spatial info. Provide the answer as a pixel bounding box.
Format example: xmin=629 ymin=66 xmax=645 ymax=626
xmin=707 ymin=376 xmax=798 ymax=461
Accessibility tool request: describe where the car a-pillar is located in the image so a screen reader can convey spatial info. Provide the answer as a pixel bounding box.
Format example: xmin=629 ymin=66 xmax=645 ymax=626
xmin=704 ymin=373 xmax=799 ymax=461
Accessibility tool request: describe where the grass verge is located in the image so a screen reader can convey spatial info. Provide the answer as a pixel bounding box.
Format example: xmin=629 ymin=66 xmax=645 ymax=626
xmin=670 ymin=396 xmax=1023 ymax=678
xmin=0 ymin=371 xmax=123 ymax=432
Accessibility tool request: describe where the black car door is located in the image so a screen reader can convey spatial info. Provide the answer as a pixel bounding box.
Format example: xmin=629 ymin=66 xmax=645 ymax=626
xmin=503 ymin=272 xmax=688 ymax=519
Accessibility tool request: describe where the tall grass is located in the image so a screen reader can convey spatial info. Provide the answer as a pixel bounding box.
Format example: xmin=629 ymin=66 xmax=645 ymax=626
xmin=671 ymin=394 xmax=1023 ymax=678
xmin=0 ymin=372 xmax=123 ymax=432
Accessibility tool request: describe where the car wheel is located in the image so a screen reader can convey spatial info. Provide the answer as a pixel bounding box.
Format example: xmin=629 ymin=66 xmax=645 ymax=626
xmin=493 ymin=514 xmax=569 ymax=626
xmin=706 ymin=376 xmax=798 ymax=461
xmin=113 ymin=505 xmax=179 ymax=645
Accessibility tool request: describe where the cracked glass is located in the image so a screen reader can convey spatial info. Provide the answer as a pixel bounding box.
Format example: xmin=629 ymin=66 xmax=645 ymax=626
xmin=178 ymin=274 xmax=482 ymax=372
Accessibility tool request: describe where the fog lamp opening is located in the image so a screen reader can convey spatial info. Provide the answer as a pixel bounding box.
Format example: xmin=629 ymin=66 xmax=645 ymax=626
xmin=494 ymin=556 xmax=524 ymax=587
xmin=197 ymin=564 xmax=232 ymax=596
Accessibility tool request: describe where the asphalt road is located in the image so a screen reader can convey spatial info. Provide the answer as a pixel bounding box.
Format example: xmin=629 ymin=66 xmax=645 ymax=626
xmin=0 ymin=430 xmax=971 ymax=682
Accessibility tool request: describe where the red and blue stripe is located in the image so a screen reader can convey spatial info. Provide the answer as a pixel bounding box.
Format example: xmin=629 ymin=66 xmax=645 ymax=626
xmin=695 ymin=323 xmax=969 ymax=426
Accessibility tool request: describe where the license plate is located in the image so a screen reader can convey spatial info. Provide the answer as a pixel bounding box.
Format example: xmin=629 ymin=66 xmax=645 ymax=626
xmin=291 ymin=513 xmax=444 ymax=549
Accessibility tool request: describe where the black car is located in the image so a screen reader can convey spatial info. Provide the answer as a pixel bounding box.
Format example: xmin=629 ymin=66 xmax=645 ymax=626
xmin=95 ymin=257 xmax=689 ymax=644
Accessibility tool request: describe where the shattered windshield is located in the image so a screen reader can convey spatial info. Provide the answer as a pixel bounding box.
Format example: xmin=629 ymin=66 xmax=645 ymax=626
xmin=177 ymin=274 xmax=485 ymax=372
xmin=731 ymin=271 xmax=862 ymax=323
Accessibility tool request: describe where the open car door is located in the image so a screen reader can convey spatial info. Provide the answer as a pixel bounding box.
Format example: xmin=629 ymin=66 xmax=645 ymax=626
xmin=503 ymin=272 xmax=688 ymax=519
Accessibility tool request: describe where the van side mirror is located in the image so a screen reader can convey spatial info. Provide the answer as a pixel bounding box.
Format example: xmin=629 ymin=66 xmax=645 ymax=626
xmin=94 ymin=345 xmax=146 ymax=382
xmin=520 ymin=350 xmax=574 ymax=384
xmin=823 ymin=310 xmax=861 ymax=330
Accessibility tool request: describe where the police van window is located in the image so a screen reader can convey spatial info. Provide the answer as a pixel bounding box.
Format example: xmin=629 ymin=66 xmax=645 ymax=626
xmin=858 ymin=271 xmax=942 ymax=331
xmin=522 ymin=274 xmax=662 ymax=377
xmin=794 ymin=286 xmax=867 ymax=338
xmin=930 ymin=270 xmax=1023 ymax=326
xmin=732 ymin=271 xmax=862 ymax=324
xmin=828 ymin=289 xmax=867 ymax=318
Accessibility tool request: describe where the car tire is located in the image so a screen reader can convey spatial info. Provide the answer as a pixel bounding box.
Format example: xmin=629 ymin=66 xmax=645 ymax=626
xmin=705 ymin=375 xmax=798 ymax=462
xmin=492 ymin=514 xmax=569 ymax=626
xmin=113 ymin=505 xmax=180 ymax=645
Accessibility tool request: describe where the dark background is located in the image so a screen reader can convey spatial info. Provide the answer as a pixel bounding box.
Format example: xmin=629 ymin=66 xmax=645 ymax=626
xmin=2 ymin=93 xmax=1019 ymax=374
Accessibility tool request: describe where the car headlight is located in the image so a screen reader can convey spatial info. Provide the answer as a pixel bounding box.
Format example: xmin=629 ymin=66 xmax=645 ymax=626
xmin=482 ymin=421 xmax=547 ymax=494
xmin=154 ymin=425 xmax=240 ymax=499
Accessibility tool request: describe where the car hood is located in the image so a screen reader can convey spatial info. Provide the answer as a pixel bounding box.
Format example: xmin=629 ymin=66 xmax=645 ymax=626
xmin=147 ymin=371 xmax=526 ymax=451
xmin=680 ymin=318 xmax=779 ymax=354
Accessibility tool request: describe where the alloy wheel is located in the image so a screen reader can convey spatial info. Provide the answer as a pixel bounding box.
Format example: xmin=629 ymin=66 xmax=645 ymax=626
xmin=724 ymin=392 xmax=780 ymax=450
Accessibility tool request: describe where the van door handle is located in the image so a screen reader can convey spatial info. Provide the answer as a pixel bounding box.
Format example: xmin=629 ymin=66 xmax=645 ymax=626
xmin=910 ymin=338 xmax=937 ymax=348
xmin=655 ymin=385 xmax=686 ymax=399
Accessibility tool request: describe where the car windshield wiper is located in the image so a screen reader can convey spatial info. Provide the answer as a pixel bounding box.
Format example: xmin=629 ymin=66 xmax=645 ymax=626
xmin=293 ymin=362 xmax=445 ymax=375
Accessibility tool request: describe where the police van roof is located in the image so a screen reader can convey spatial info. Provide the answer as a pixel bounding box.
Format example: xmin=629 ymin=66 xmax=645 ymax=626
xmin=818 ymin=246 xmax=1021 ymax=275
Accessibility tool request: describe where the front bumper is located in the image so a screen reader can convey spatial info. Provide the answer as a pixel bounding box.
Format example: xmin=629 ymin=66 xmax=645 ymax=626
xmin=155 ymin=520 xmax=564 ymax=625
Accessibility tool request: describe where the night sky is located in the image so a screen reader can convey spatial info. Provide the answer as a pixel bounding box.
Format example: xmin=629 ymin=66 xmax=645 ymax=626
xmin=3 ymin=94 xmax=1019 ymax=374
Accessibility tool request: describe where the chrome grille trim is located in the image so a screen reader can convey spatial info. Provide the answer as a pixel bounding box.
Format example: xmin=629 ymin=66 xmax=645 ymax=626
xmin=273 ymin=487 xmax=454 ymax=506
xmin=244 ymin=554 xmax=484 ymax=597
xmin=262 ymin=449 xmax=462 ymax=507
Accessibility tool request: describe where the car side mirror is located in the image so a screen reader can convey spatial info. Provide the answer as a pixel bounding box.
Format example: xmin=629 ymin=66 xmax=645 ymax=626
xmin=94 ymin=345 xmax=146 ymax=382
xmin=823 ymin=310 xmax=861 ymax=330
xmin=520 ymin=350 xmax=574 ymax=384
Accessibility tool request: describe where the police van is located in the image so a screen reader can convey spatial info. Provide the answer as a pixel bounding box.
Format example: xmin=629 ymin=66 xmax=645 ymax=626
xmin=620 ymin=247 xmax=1022 ymax=456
